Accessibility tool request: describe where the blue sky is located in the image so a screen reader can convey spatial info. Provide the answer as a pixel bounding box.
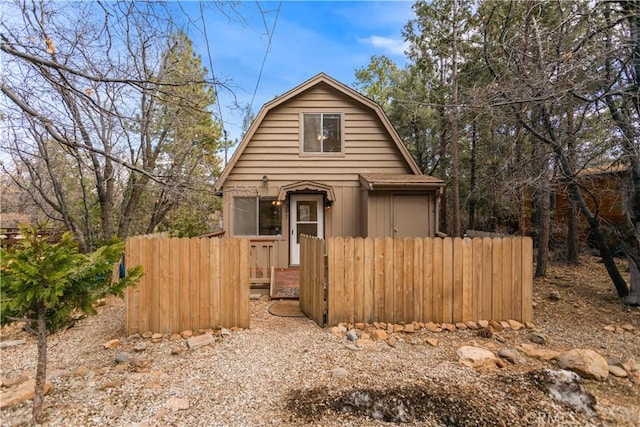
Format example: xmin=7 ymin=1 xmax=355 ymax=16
xmin=180 ymin=1 xmax=414 ymax=151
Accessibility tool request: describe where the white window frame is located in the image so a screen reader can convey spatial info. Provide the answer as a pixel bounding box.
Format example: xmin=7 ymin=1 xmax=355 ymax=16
xmin=300 ymin=112 xmax=344 ymax=155
xmin=232 ymin=197 xmax=282 ymax=237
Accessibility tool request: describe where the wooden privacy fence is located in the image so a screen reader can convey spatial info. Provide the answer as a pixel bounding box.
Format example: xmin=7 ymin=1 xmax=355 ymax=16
xmin=124 ymin=236 xmax=250 ymax=335
xmin=300 ymin=235 xmax=533 ymax=327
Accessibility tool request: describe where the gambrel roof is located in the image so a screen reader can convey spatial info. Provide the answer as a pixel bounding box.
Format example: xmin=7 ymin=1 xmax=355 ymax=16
xmin=214 ymin=73 xmax=422 ymax=191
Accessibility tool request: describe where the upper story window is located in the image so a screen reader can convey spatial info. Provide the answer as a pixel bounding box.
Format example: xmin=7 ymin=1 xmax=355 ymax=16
xmin=302 ymin=113 xmax=342 ymax=153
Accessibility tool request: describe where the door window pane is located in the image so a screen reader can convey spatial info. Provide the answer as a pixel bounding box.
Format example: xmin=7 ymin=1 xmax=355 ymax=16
xmin=297 ymin=201 xmax=317 ymax=221
xmin=297 ymin=223 xmax=318 ymax=243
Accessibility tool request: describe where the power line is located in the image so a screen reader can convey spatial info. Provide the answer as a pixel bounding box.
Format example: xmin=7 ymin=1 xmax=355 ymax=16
xmin=198 ymin=1 xmax=229 ymax=162
xmin=249 ymin=0 xmax=282 ymax=110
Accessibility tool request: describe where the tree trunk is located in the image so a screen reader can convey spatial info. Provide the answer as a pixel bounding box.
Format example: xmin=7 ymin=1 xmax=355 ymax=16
xmin=449 ymin=0 xmax=462 ymax=237
xmin=32 ymin=302 xmax=48 ymax=424
xmin=533 ymin=141 xmax=551 ymax=278
xmin=566 ymin=110 xmax=579 ymax=263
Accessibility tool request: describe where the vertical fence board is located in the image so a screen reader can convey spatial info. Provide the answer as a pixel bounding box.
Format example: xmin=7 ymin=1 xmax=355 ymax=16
xmin=472 ymin=238 xmax=483 ymax=321
xmin=138 ymin=237 xmax=150 ymax=333
xmin=189 ymin=238 xmax=200 ymax=329
xmin=344 ymin=238 xmax=355 ymax=325
xmin=481 ymin=238 xmax=493 ymax=320
xmin=363 ymin=238 xmax=375 ymax=324
xmin=354 ymin=238 xmax=365 ymax=324
xmin=501 ymin=238 xmax=513 ymax=320
xmin=442 ymin=237 xmax=453 ymax=323
xmin=462 ymin=238 xmax=473 ymax=322
xmin=491 ymin=238 xmax=503 ymax=321
xmin=179 ymin=238 xmax=191 ymax=331
xmin=521 ymin=237 xmax=534 ymax=322
xmin=158 ymin=238 xmax=171 ymax=333
xmin=392 ymin=238 xmax=404 ymax=323
xmin=374 ymin=238 xmax=386 ymax=322
xmin=148 ymin=238 xmax=160 ymax=333
xmin=452 ymin=238 xmax=464 ymax=323
xmin=229 ymin=238 xmax=241 ymax=327
xmin=403 ymin=239 xmax=415 ymax=323
xmin=167 ymin=239 xmax=180 ymax=333
xmin=422 ymin=238 xmax=433 ymax=322
xmin=432 ymin=237 xmax=444 ymax=322
xmin=326 ymin=237 xmax=336 ymax=326
xmin=413 ymin=238 xmax=424 ymax=323
xmin=383 ymin=237 xmax=394 ymax=323
xmin=199 ymin=238 xmax=211 ymax=329
xmin=209 ymin=238 xmax=221 ymax=329
xmin=511 ymin=237 xmax=523 ymax=321
xmin=239 ymin=238 xmax=250 ymax=328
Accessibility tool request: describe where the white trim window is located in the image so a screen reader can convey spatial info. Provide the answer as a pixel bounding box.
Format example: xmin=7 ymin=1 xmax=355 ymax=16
xmin=232 ymin=197 xmax=282 ymax=236
xmin=302 ymin=113 xmax=342 ymax=153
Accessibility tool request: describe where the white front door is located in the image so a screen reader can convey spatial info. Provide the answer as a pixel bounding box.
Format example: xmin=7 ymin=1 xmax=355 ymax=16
xmin=290 ymin=194 xmax=324 ymax=265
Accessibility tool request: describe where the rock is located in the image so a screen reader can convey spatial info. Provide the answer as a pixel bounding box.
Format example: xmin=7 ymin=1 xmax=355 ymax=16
xmin=387 ymin=337 xmax=398 ymax=348
xmin=330 ymin=326 xmax=343 ymax=337
xmin=187 ymin=333 xmax=215 ymax=349
xmin=170 ymin=333 xmax=182 ymax=341
xmin=457 ymin=346 xmax=499 ymax=369
xmin=346 ymin=330 xmax=358 ymax=341
xmin=403 ymin=323 xmax=415 ymax=333
xmin=478 ymin=320 xmax=490 ymax=328
xmin=500 ymin=321 xmax=511 ymax=330
xmin=621 ymin=324 xmax=635 ymax=331
xmin=548 ymin=291 xmax=561 ymax=301
xmin=443 ymin=323 xmax=457 ymax=332
xmin=180 ymin=330 xmax=193 ymax=339
xmin=356 ymin=338 xmax=374 ymax=347
xmin=425 ymin=338 xmax=439 ymax=347
xmin=507 ymin=320 xmax=524 ymax=330
xmin=73 ymin=366 xmax=91 ymax=377
xmin=171 ymin=346 xmax=183 ymax=355
xmin=622 ymin=359 xmax=638 ymax=373
xmin=130 ymin=356 xmax=151 ymax=371
xmin=99 ymin=380 xmax=124 ymax=390
xmin=615 ymin=326 xmax=624 ymax=333
xmin=531 ymin=369 xmax=596 ymax=417
xmin=127 ymin=333 xmax=141 ymax=341
xmin=0 ymin=339 xmax=27 ymax=349
xmin=1 ymin=374 xmax=29 ymax=388
xmin=371 ymin=330 xmax=388 ymax=341
xmin=330 ymin=367 xmax=348 ymax=378
xmin=151 ymin=333 xmax=163 ymax=342
xmin=141 ymin=331 xmax=153 ymax=339
xmin=360 ymin=333 xmax=370 ymax=340
xmin=603 ymin=325 xmax=616 ymax=332
xmin=133 ymin=342 xmax=147 ymax=352
xmin=337 ymin=324 xmax=348 ymax=333
xmin=630 ymin=371 xmax=640 ymax=384
xmin=525 ymin=321 xmax=536 ymax=329
xmin=0 ymin=380 xmax=53 ymax=408
xmin=115 ymin=352 xmax=133 ymax=364
xmin=495 ymin=334 xmax=506 ymax=343
xmin=608 ymin=365 xmax=628 ymax=378
xmin=465 ymin=321 xmax=479 ymax=330
xmin=393 ymin=324 xmax=404 ymax=333
xmin=220 ymin=328 xmax=232 ymax=337
xmin=425 ymin=322 xmax=439 ymax=332
xmin=519 ymin=344 xmax=560 ymax=361
xmin=165 ymin=397 xmax=189 ymax=411
xmin=527 ymin=332 xmax=547 ymax=345
xmin=103 ymin=339 xmax=121 ymax=349
xmin=354 ymin=322 xmax=365 ymax=330
xmin=556 ymin=349 xmax=609 ymax=381
xmin=490 ymin=320 xmax=503 ymax=332
xmin=498 ymin=349 xmax=522 ymax=364
xmin=455 ymin=322 xmax=467 ymax=330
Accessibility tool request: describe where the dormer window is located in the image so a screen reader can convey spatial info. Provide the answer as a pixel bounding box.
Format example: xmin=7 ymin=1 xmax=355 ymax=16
xmin=302 ymin=113 xmax=342 ymax=153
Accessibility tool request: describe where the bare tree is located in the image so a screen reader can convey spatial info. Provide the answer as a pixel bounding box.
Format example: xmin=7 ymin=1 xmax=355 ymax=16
xmin=1 ymin=1 xmax=223 ymax=248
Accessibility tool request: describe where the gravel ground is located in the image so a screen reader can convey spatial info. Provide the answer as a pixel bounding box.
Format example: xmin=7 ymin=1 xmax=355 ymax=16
xmin=1 ymin=256 xmax=639 ymax=426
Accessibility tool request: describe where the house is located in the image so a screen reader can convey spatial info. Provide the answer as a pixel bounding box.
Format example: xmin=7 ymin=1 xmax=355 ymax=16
xmin=213 ymin=73 xmax=445 ymax=277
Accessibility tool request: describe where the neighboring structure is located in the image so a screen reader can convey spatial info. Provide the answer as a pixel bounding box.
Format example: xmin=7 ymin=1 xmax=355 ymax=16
xmin=214 ymin=73 xmax=445 ymax=268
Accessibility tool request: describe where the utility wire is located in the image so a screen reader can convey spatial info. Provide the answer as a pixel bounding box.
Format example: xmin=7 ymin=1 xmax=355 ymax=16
xmin=198 ymin=1 xmax=228 ymax=161
xmin=249 ymin=0 xmax=282 ymax=110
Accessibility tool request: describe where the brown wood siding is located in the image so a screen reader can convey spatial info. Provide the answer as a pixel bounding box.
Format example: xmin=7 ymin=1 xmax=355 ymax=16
xmin=223 ymin=83 xmax=413 ymax=189
xmin=366 ymin=191 xmax=437 ymax=238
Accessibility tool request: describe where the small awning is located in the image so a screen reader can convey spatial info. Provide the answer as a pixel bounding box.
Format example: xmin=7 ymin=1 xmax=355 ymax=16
xmin=276 ymin=180 xmax=336 ymax=202
xmin=360 ymin=173 xmax=445 ymax=191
